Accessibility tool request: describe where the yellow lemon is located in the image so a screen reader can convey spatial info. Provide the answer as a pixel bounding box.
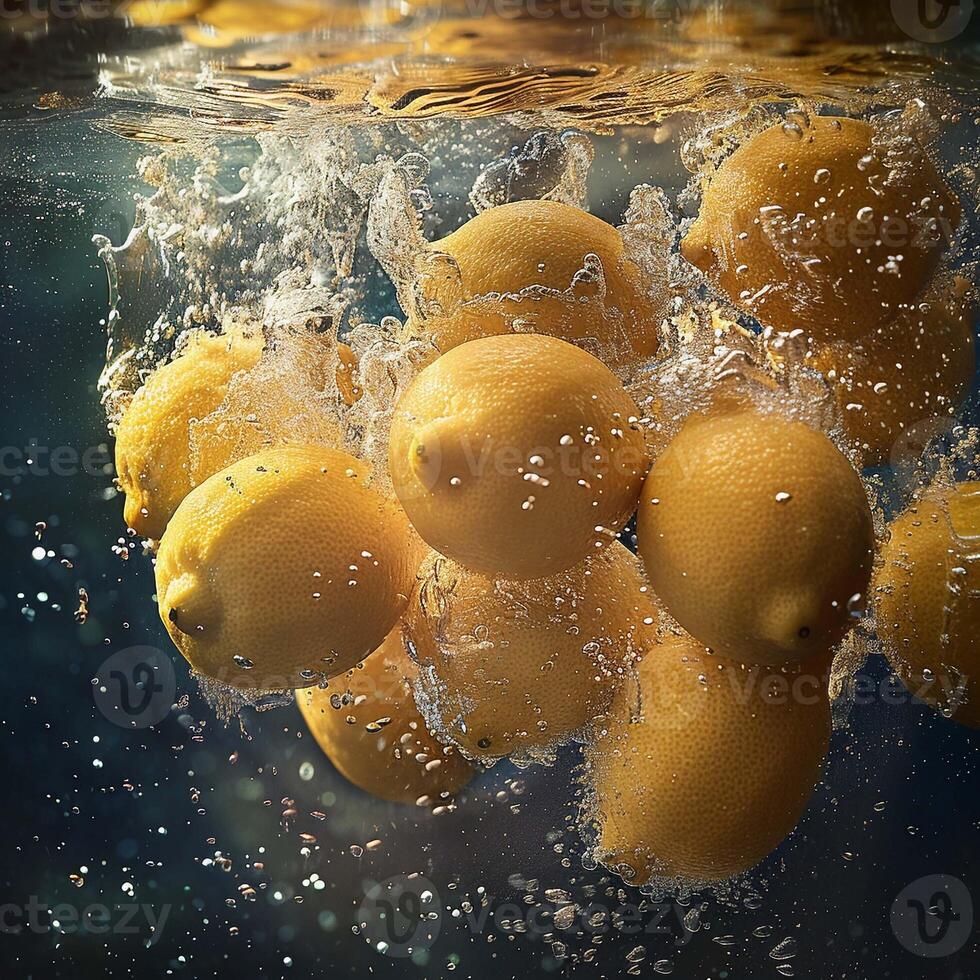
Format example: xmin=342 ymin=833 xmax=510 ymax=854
xmin=587 ymin=632 xmax=832 ymax=884
xmin=404 ymin=542 xmax=658 ymax=761
xmin=811 ymin=280 xmax=976 ymax=464
xmin=417 ymin=199 xmax=667 ymax=371
xmin=115 ymin=328 xmax=349 ymax=540
xmin=636 ymin=408 xmax=875 ymax=664
xmin=186 ymin=331 xmax=348 ymax=487
xmin=875 ymin=481 xmax=980 ymax=728
xmin=681 ymin=116 xmax=960 ymax=340
xmin=115 ymin=328 xmax=263 ymax=539
xmin=296 ymin=627 xmax=474 ymax=804
xmin=389 ymin=333 xmax=648 ymax=580
xmin=155 ymin=446 xmax=419 ymax=692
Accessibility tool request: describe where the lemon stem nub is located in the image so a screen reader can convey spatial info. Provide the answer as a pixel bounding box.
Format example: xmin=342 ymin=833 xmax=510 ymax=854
xmin=167 ymin=603 xmax=198 ymax=637
xmin=161 ymin=572 xmax=217 ymax=637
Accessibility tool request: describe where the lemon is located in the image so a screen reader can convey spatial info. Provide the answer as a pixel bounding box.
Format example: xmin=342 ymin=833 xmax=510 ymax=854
xmin=682 ymin=116 xmax=960 ymax=340
xmin=636 ymin=408 xmax=875 ymax=664
xmin=811 ymin=280 xmax=976 ymax=464
xmin=416 ymin=199 xmax=666 ymax=371
xmin=587 ymin=632 xmax=831 ymax=884
xmin=389 ymin=333 xmax=648 ymax=579
xmin=115 ymin=328 xmax=349 ymax=540
xmin=187 ymin=334 xmax=348 ymax=488
xmin=115 ymin=328 xmax=263 ymax=539
xmin=155 ymin=446 xmax=419 ymax=692
xmin=296 ymin=626 xmax=474 ymax=803
xmin=875 ymin=481 xmax=980 ymax=728
xmin=404 ymin=542 xmax=657 ymax=761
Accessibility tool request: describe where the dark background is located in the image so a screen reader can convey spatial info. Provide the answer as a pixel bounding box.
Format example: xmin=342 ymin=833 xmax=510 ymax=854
xmin=0 ymin=40 xmax=978 ymax=980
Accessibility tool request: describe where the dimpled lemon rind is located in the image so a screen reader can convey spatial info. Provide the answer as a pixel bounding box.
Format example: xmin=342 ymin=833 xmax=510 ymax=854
xmin=419 ymin=199 xmax=666 ymax=370
xmin=389 ymin=333 xmax=648 ymax=580
xmin=587 ymin=632 xmax=832 ymax=884
xmin=875 ymin=481 xmax=980 ymax=728
xmin=297 ymin=627 xmax=474 ymax=804
xmin=636 ymin=409 xmax=875 ymax=665
xmin=405 ymin=542 xmax=658 ymax=761
xmin=115 ymin=328 xmax=263 ymax=539
xmin=155 ymin=446 xmax=419 ymax=693
xmin=682 ymin=116 xmax=960 ymax=340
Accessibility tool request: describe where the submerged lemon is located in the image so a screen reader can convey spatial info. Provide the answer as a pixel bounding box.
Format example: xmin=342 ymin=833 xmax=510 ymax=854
xmin=636 ymin=408 xmax=875 ymax=664
xmin=115 ymin=328 xmax=263 ymax=539
xmin=587 ymin=632 xmax=831 ymax=884
xmin=115 ymin=328 xmax=348 ymax=540
xmin=682 ymin=115 xmax=959 ymax=339
xmin=389 ymin=333 xmax=648 ymax=580
xmin=812 ymin=281 xmax=976 ymax=464
xmin=297 ymin=627 xmax=474 ymax=804
xmin=416 ymin=199 xmax=667 ymax=371
xmin=875 ymin=481 xmax=980 ymax=728
xmin=404 ymin=543 xmax=657 ymax=761
xmin=155 ymin=446 xmax=419 ymax=692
